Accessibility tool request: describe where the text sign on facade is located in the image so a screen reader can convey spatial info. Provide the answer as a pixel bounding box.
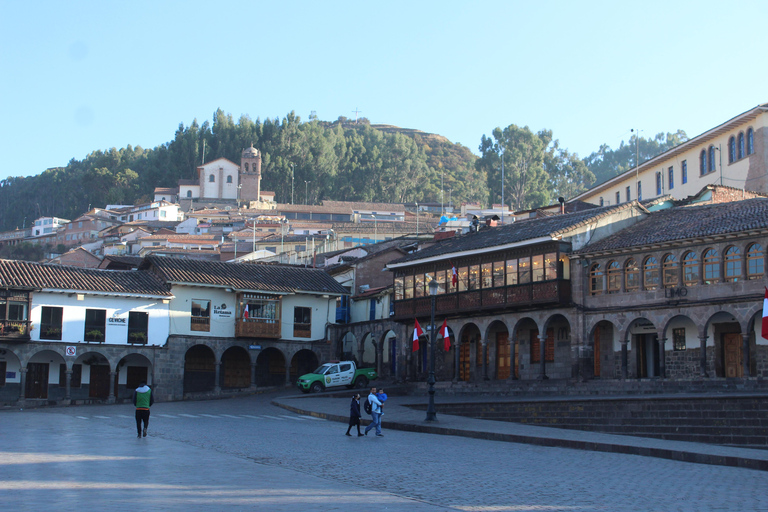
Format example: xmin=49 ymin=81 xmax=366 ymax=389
xmin=108 ymin=317 xmax=127 ymax=327
xmin=213 ymin=303 xmax=233 ymax=319
xmin=65 ymin=346 xmax=77 ymax=356
xmin=248 ymin=345 xmax=262 ymax=350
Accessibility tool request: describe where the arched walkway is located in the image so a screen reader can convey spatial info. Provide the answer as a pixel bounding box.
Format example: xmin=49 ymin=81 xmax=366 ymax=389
xmin=184 ymin=345 xmax=216 ymax=394
xmin=255 ymin=347 xmax=286 ymax=387
xmin=221 ymin=346 xmax=251 ymax=389
xmin=290 ymin=349 xmax=319 ymax=383
xmin=75 ymin=351 xmax=110 ymax=400
xmin=115 ymin=353 xmax=153 ymax=400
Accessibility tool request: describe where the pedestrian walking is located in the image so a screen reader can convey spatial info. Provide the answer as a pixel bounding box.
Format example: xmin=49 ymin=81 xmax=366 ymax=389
xmin=364 ymin=386 xmax=384 ymax=437
xmin=345 ymin=393 xmax=363 ymax=436
xmin=376 ymin=387 xmax=388 ymax=416
xmin=132 ymin=381 xmax=154 ymax=438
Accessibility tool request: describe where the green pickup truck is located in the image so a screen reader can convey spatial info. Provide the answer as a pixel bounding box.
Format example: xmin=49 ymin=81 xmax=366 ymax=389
xmin=297 ymin=361 xmax=377 ymax=393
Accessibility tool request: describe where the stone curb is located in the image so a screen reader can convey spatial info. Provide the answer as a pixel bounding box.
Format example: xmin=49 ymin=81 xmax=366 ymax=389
xmin=272 ymin=398 xmax=768 ymax=472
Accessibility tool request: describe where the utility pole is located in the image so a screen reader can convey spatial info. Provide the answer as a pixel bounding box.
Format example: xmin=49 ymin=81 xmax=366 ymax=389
xmin=500 ymin=149 xmax=505 ymax=224
xmin=291 ymin=163 xmax=295 ymax=204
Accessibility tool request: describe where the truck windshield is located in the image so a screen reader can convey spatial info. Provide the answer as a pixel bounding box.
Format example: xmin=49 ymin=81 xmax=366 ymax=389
xmin=312 ymin=365 xmax=331 ymax=375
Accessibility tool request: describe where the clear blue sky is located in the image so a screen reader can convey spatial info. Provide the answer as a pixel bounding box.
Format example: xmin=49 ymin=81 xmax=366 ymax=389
xmin=1 ymin=0 xmax=766 ymax=182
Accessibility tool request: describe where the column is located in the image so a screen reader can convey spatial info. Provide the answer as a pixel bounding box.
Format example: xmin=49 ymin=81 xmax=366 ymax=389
xmin=621 ymin=339 xmax=628 ymax=380
xmin=250 ymin=361 xmax=257 ymax=387
xmin=65 ymin=369 xmax=72 ymax=401
xmin=482 ymin=339 xmax=489 ymax=381
xmin=742 ymin=333 xmax=751 ymax=378
xmin=453 ymin=340 xmax=459 ymax=383
xmin=108 ymin=371 xmax=116 ymax=402
xmin=374 ymin=338 xmax=382 ymax=376
xmin=509 ymin=338 xmax=517 ymax=381
xmin=284 ymin=361 xmax=291 ymax=386
xmin=19 ymin=367 xmax=27 ymax=401
xmin=538 ymin=335 xmax=547 ymax=380
xmin=658 ymin=336 xmax=666 ymax=378
xmin=699 ymin=336 xmax=709 ymax=378
xmin=214 ymin=361 xmax=221 ymax=392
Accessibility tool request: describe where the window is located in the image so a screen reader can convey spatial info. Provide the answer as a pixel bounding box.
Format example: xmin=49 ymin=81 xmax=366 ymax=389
xmin=59 ymin=364 xmax=82 ymax=387
xmin=395 ymin=277 xmax=404 ymax=300
xmin=84 ymin=309 xmax=106 ymax=342
xmin=518 ymin=257 xmax=531 ymax=284
xmin=606 ymin=261 xmax=621 ymax=293
xmin=616 ymin=191 xmax=620 ymax=204
xmin=425 ymin=272 xmax=435 ymax=294
xmin=544 ymin=253 xmax=557 ymax=280
xmin=656 ymin=172 xmax=662 ymax=195
xmin=644 ymin=256 xmax=659 ymax=290
xmin=682 ymin=160 xmax=687 ymax=184
xmin=186 ymin=190 xmax=192 ymax=198
xmin=625 ymin=258 xmax=639 ymax=291
xmin=492 ymin=261 xmax=505 ymax=288
xmin=294 ymin=307 xmax=311 ymax=338
xmin=673 ymin=328 xmax=686 ymax=351
xmin=637 ymin=182 xmax=642 ymax=201
xmin=531 ymin=255 xmax=544 ymax=282
xmin=700 ymin=150 xmax=707 ymax=175
xmin=703 ymin=248 xmax=719 ymax=284
xmin=728 ymin=136 xmax=736 ymax=163
xmin=404 ymin=276 xmax=413 ymax=299
xmin=626 ymin=186 xmax=631 ymax=202
xmin=414 ymin=273 xmax=424 ymax=298
xmin=709 ymin=146 xmax=716 ymax=173
xmin=668 ymin=167 xmax=674 ymax=190
xmin=682 ymin=251 xmax=699 ymax=286
xmin=128 ymin=311 xmax=149 ymax=344
xmin=160 ymin=210 xmax=166 ymax=218
xmin=747 ymin=243 xmax=764 ymax=279
xmin=191 ymin=299 xmax=210 ymax=332
xmin=226 ymin=175 xmax=233 ymax=184
xmin=662 ymin=254 xmax=678 ymax=288
xmin=506 ymin=259 xmax=518 ymax=286
xmin=738 ymin=132 xmax=745 ymax=160
xmin=724 ymin=246 xmax=742 ymax=282
xmin=435 ymin=270 xmax=446 ymax=294
xmin=458 ymin=267 xmax=468 ymax=292
xmin=468 ymin=265 xmax=479 ymax=290
xmin=481 ymin=263 xmax=493 ymax=288
xmin=209 ymin=174 xmax=215 ymax=182
xmin=242 ymin=294 xmax=280 ymax=323
xmin=590 ymin=263 xmax=604 ymax=295
xmin=747 ymin=128 xmax=754 ymax=155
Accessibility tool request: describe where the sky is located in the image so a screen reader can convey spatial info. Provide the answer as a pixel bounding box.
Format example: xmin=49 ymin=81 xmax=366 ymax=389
xmin=1 ymin=0 xmax=767 ymax=183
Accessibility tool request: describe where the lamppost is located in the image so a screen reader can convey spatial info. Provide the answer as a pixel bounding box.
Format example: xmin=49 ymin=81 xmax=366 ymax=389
xmin=304 ymin=181 xmax=311 ymax=205
xmin=425 ymin=279 xmax=439 ymax=421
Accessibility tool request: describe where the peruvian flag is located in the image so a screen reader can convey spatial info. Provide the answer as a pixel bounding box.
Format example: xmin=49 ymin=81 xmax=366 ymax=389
xmin=413 ymin=319 xmax=424 ymax=352
xmin=762 ymin=288 xmax=768 ymax=341
xmin=243 ymin=304 xmax=249 ymax=319
xmin=440 ymin=319 xmax=450 ymax=351
xmin=451 ymin=265 xmax=458 ymax=286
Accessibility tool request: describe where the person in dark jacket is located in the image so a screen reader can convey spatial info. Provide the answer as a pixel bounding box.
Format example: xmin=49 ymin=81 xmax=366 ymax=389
xmin=132 ymin=381 xmax=154 ymax=438
xmin=345 ymin=393 xmax=363 ymax=436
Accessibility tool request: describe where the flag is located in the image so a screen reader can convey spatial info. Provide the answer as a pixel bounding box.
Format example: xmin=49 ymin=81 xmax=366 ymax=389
xmin=412 ymin=319 xmax=423 ymax=352
xmin=243 ymin=304 xmax=249 ymax=319
xmin=440 ymin=319 xmax=450 ymax=351
xmin=451 ymin=265 xmax=458 ymax=287
xmin=762 ymin=288 xmax=768 ymax=341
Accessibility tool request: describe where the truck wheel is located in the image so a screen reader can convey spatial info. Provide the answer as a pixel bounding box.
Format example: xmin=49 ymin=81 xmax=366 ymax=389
xmin=310 ymin=382 xmax=324 ymax=393
xmin=354 ymin=376 xmax=369 ymax=388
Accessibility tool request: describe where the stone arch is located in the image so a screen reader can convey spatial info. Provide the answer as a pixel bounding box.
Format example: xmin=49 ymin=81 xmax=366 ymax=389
xmin=512 ymin=316 xmax=540 ymax=381
xmin=626 ymin=317 xmax=659 ymax=379
xmin=360 ymin=332 xmax=376 ymax=367
xmin=255 ymin=347 xmax=286 ymax=387
xmin=0 ymin=349 xmax=22 ymax=402
xmin=380 ymin=329 xmax=397 ymax=374
xmin=290 ymin=349 xmax=319 ymax=383
xmin=115 ymin=353 xmax=153 ymax=400
xmin=221 ymin=346 xmax=251 ymax=389
xmin=703 ymin=310 xmax=743 ymax=378
xmin=24 ymin=349 xmax=67 ymax=400
xmin=183 ymin=344 xmax=216 ymax=394
xmin=745 ymin=306 xmax=764 ymax=377
xmin=456 ymin=322 xmax=481 ymax=382
xmin=74 ymin=350 xmax=111 ymax=400
xmin=339 ymin=331 xmax=357 ymax=361
xmin=588 ymin=319 xmax=619 ymax=379
xmin=485 ymin=319 xmax=511 ymax=380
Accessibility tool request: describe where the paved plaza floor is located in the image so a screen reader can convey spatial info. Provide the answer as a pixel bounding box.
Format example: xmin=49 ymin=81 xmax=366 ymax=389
xmin=2 ymin=390 xmax=767 ymax=511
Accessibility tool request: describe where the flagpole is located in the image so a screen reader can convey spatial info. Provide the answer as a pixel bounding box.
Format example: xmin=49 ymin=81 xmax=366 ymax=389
xmin=426 ymin=279 xmax=438 ymax=421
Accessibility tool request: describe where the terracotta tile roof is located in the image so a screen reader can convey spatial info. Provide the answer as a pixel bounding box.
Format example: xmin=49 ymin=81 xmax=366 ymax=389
xmin=578 ymin=197 xmax=768 ymax=255
xmin=275 ymin=203 xmax=354 ymax=214
xmin=389 ymin=203 xmax=637 ymax=265
xmin=0 ymin=259 xmax=172 ymax=296
xmin=322 ymin=200 xmax=406 ymax=212
xmin=143 ymin=256 xmax=348 ymax=295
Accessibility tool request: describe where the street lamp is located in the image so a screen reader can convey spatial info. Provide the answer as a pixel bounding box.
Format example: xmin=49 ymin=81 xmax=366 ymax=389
xmin=304 ymin=181 xmax=311 ymax=205
xmin=425 ymin=279 xmax=439 ymax=421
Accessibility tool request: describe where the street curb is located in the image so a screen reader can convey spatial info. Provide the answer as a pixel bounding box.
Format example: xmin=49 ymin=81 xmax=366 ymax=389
xmin=272 ymin=398 xmax=768 ymax=472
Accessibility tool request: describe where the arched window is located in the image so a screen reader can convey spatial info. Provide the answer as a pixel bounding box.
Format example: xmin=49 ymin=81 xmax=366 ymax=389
xmin=590 ymin=263 xmax=604 ymax=295
xmin=226 ymin=175 xmax=233 ymax=183
xmin=244 ymin=163 xmax=249 ymax=172
xmin=728 ymin=136 xmax=736 ymax=163
xmin=186 ymin=190 xmax=192 ymax=198
xmin=662 ymin=254 xmax=678 ymax=288
xmin=737 ymin=133 xmax=745 ymax=160
xmin=625 ymin=258 xmax=639 ymax=291
xmin=708 ymin=146 xmax=716 ymax=173
xmin=724 ymin=246 xmax=742 ymax=282
xmin=700 ymin=150 xmax=707 ymax=175
xmin=747 ymin=243 xmax=764 ymax=279
xmin=643 ymin=256 xmax=659 ymax=290
xmin=209 ymin=174 xmax=215 ymax=183
xmin=747 ymin=128 xmax=754 ymax=155
xmin=682 ymin=251 xmax=699 ymax=286
xmin=703 ymin=248 xmax=719 ymax=284
xmin=607 ymin=261 xmax=621 ymax=294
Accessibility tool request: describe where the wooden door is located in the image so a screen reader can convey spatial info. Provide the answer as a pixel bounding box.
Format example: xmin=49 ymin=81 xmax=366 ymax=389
xmin=593 ymin=328 xmax=601 ymax=377
xmin=459 ymin=342 xmax=470 ymax=381
xmin=126 ymin=366 xmax=148 ymax=391
xmin=89 ymin=365 xmax=110 ymax=398
xmin=723 ymin=333 xmax=743 ymax=378
xmin=496 ymin=332 xmax=510 ymax=380
xmin=223 ymin=358 xmax=251 ymax=388
xmin=25 ymin=362 xmax=49 ymax=399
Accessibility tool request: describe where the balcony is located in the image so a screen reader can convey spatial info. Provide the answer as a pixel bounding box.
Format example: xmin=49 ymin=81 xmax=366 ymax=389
xmin=235 ymin=318 xmax=281 ymax=339
xmin=392 ymin=279 xmax=571 ymax=319
xmin=0 ymin=320 xmax=31 ymax=341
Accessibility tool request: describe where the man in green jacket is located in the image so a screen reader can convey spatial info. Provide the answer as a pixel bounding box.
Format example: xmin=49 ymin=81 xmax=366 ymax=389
xmin=132 ymin=381 xmax=154 ymax=438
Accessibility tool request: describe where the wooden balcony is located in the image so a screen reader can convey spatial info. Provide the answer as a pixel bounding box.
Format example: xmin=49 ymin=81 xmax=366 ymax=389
xmin=0 ymin=320 xmax=31 ymax=341
xmin=392 ymin=279 xmax=571 ymax=320
xmin=235 ymin=318 xmax=281 ymax=339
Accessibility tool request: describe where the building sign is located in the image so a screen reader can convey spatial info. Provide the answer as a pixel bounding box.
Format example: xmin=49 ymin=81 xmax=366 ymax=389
xmin=213 ymin=303 xmax=233 ymax=319
xmin=66 ymin=346 xmax=77 ymax=356
xmin=108 ymin=316 xmax=127 ymax=326
xmin=248 ymin=345 xmax=262 ymax=350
